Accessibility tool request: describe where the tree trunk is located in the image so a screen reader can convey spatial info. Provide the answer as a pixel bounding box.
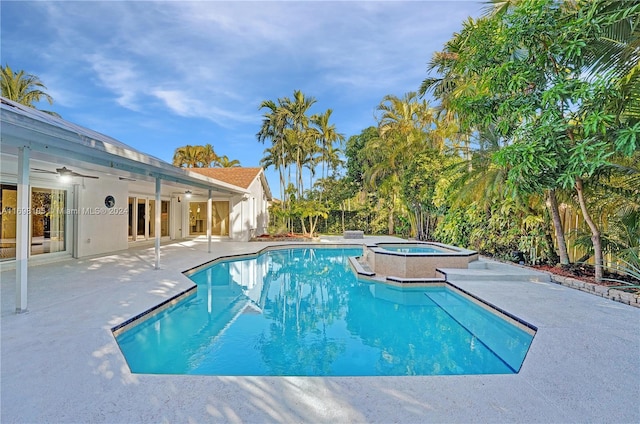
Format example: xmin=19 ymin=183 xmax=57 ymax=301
xmin=544 ymin=226 xmax=560 ymax=265
xmin=547 ymin=189 xmax=569 ymax=265
xmin=387 ymin=194 xmax=396 ymax=235
xmin=575 ymin=178 xmax=603 ymax=282
xmin=426 ymin=214 xmax=430 ymax=241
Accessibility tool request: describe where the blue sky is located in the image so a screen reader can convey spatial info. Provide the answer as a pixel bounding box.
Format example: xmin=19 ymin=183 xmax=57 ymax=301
xmin=1 ymin=1 xmax=484 ymax=197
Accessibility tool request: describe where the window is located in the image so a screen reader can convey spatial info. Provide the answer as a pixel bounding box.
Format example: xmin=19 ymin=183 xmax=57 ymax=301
xmin=129 ymin=197 xmax=169 ymax=241
xmin=0 ymin=184 xmax=17 ymax=261
xmin=137 ymin=198 xmax=146 ymax=237
xmin=148 ymin=199 xmax=155 ymax=238
xmin=128 ymin=197 xmax=135 ymax=240
xmin=161 ymin=200 xmax=170 ymax=237
xmin=1 ymin=186 xmax=68 ymax=259
xmin=31 ymin=188 xmax=66 ymax=256
xmin=189 ymin=202 xmax=206 ymax=235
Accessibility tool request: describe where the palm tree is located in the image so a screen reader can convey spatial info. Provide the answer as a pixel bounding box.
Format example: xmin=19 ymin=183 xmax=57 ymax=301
xmin=217 ymin=155 xmax=241 ymax=167
xmin=360 ymin=125 xmax=399 ymax=235
xmin=260 ymin=145 xmax=286 ymax=200
xmin=258 ymin=98 xmax=289 ymax=199
xmin=377 ymin=92 xmax=438 ymax=152
xmin=301 ymin=127 xmax=322 ymax=191
xmin=370 ymin=92 xmax=439 ymax=234
xmin=585 ymin=0 xmax=640 ymax=121
xmin=419 ymin=17 xmax=491 ymax=164
xmin=281 ymin=90 xmax=317 ymax=198
xmin=172 ymin=145 xmax=202 ymax=168
xmin=258 ymin=91 xmax=344 ymax=234
xmin=312 ymin=109 xmax=345 ymax=189
xmin=1 ymin=64 xmax=59 ymax=116
xmin=200 ymin=143 xmax=218 ymax=167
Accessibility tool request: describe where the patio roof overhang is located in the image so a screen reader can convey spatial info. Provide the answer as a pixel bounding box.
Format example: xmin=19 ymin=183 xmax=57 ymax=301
xmin=0 ymin=98 xmax=248 ymax=196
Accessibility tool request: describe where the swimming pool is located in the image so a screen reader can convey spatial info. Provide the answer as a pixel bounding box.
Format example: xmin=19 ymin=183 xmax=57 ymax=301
xmin=114 ymin=246 xmax=535 ymax=376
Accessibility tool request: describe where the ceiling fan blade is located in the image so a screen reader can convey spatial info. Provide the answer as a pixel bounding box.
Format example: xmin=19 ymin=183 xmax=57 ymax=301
xmin=31 ymin=166 xmax=100 ymax=179
xmin=69 ymin=170 xmax=99 ymax=179
xmin=53 ymin=167 xmax=99 ymax=179
xmin=77 ymin=174 xmax=99 ymax=179
xmin=31 ymin=168 xmax=57 ymax=174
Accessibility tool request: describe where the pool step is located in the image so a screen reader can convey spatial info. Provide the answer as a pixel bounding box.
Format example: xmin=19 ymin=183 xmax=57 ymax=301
xmin=351 ymin=256 xmax=550 ymax=283
xmin=440 ymin=258 xmax=551 ymax=282
xmin=349 ymin=256 xmax=375 ymax=276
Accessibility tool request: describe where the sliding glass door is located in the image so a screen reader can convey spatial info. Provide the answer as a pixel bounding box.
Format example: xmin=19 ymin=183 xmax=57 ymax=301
xmin=0 ymin=185 xmax=67 ymax=260
xmin=30 ymin=187 xmax=66 ymax=256
xmin=129 ymin=196 xmax=170 ymax=241
xmin=188 ymin=201 xmax=229 ymax=236
xmin=0 ymin=184 xmax=17 ymax=261
xmin=212 ymin=201 xmax=229 ymax=236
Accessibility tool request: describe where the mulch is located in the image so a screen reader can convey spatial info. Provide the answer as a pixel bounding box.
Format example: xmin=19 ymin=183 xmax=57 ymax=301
xmin=532 ymin=263 xmax=637 ymax=288
xmin=252 ymin=233 xmax=315 ymax=242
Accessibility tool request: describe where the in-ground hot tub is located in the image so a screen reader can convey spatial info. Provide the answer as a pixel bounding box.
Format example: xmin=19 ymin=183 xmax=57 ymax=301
xmin=377 ymin=243 xmax=447 ymax=254
xmin=362 ymin=242 xmax=478 ymax=280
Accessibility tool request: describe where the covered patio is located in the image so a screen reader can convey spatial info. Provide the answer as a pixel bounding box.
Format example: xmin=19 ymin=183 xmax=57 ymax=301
xmin=1 ymin=98 xmax=262 ymax=314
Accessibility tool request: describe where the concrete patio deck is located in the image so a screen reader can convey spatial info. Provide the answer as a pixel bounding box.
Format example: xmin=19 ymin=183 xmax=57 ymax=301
xmin=1 ymin=237 xmax=639 ymax=423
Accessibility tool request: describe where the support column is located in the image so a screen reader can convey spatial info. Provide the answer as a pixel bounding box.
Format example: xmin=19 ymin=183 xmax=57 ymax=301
xmin=154 ymin=177 xmax=161 ymax=270
xmin=72 ymin=184 xmax=80 ymax=259
xmin=16 ymin=147 xmax=30 ymax=313
xmin=207 ymin=189 xmax=212 ymax=253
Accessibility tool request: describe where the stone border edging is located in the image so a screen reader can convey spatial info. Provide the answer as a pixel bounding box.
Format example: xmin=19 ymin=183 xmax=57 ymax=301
xmin=477 ymin=255 xmax=639 ymax=308
xmin=548 ymin=274 xmax=640 ymax=308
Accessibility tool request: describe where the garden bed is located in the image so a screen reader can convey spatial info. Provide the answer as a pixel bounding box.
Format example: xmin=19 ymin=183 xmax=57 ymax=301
xmin=532 ymin=263 xmax=637 ymax=287
xmin=251 ymin=233 xmax=315 ymax=242
xmin=532 ymin=263 xmax=640 ymax=308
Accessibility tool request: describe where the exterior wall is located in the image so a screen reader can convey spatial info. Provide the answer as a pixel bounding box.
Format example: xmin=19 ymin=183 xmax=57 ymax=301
xmin=253 ymin=179 xmax=269 ymax=236
xmin=76 ymin=177 xmax=129 ymax=257
xmin=229 ymin=195 xmax=248 ymax=241
xmin=227 ymin=174 xmax=270 ymax=241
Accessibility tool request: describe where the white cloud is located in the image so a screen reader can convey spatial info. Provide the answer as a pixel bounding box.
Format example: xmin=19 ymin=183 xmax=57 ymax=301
xmin=86 ymin=54 xmax=144 ymax=111
xmin=152 ymin=90 xmax=195 ymax=117
xmin=152 ymin=88 xmax=258 ymax=127
xmin=4 ymin=0 xmax=484 ymax=133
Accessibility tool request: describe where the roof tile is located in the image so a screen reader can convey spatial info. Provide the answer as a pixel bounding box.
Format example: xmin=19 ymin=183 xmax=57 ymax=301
xmin=189 ymin=167 xmax=262 ymax=189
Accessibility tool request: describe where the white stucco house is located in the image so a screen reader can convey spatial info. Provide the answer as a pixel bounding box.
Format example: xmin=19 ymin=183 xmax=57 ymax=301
xmin=0 ymin=97 xmax=272 ymax=312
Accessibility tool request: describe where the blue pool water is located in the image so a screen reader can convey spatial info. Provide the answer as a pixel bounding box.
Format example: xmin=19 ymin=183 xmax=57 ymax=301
xmin=115 ymin=247 xmax=534 ymax=376
xmin=379 ymin=244 xmax=444 ymax=254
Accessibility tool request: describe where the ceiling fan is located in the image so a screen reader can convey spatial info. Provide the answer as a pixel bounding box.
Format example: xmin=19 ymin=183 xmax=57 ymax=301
xmin=31 ymin=166 xmax=99 ymax=179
